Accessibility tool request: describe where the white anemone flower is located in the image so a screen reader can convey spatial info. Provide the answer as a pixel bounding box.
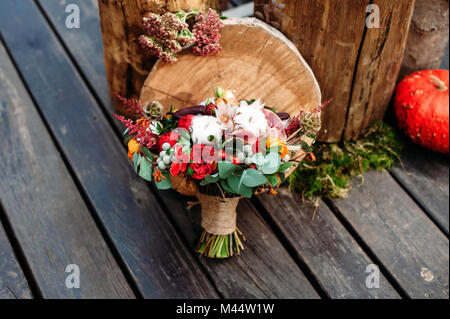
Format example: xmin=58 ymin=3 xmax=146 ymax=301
xmin=233 ymin=99 xmax=268 ymax=138
xmin=190 ymin=115 xmax=224 ymax=145
xmin=215 ymin=100 xmax=237 ymax=132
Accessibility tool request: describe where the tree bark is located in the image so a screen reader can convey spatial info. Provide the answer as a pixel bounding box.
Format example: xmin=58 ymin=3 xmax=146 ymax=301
xmin=255 ymin=0 xmax=415 ymax=142
xmin=98 ymin=0 xmax=226 ymax=115
xmin=399 ymin=0 xmax=449 ymax=80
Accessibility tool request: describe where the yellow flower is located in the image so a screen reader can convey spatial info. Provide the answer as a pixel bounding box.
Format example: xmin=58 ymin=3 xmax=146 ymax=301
xmin=266 ymin=137 xmax=288 ymax=159
xmin=128 ymin=139 xmax=140 ymax=160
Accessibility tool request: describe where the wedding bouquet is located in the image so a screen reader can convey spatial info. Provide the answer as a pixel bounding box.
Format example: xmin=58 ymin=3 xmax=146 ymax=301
xmin=114 ymin=88 xmax=325 ymax=258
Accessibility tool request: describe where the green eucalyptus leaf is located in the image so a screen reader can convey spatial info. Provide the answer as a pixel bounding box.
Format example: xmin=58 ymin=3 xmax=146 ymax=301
xmin=261 ymin=152 xmax=281 ymax=175
xmin=241 ymin=169 xmax=267 ymax=187
xmin=140 ymin=147 xmax=153 ymax=161
xmin=251 ymin=153 xmax=265 ymax=166
xmin=227 ymin=175 xmax=253 ymax=198
xmin=220 ymin=179 xmax=237 ymax=194
xmin=199 ymin=173 xmax=220 ymax=186
xmin=155 ymin=171 xmax=172 ymax=190
xmin=218 ymin=162 xmax=241 ymax=179
xmin=267 ymin=174 xmax=280 ymax=187
xmin=138 ymin=158 xmax=153 ymax=182
xmin=278 ymin=162 xmax=294 ymax=172
xmin=133 ymin=152 xmax=142 ymax=173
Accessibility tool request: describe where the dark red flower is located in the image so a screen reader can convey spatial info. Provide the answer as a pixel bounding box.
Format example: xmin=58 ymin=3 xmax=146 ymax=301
xmin=190 ymin=163 xmax=215 ymax=180
xmin=177 ymin=114 xmax=194 ymax=130
xmin=170 ymin=144 xmax=189 ymax=176
xmin=157 ymin=132 xmax=180 ymax=152
xmin=191 ymin=144 xmax=218 ymax=164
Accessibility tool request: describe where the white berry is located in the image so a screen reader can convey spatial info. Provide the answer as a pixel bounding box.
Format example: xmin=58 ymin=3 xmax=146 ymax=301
xmin=158 ymin=161 xmax=166 ymax=170
xmin=163 ymin=156 xmax=172 ymax=165
xmin=237 ymin=152 xmax=246 ymax=162
xmin=243 ymin=145 xmax=252 ymax=155
xmin=162 ymin=143 xmax=171 ymax=151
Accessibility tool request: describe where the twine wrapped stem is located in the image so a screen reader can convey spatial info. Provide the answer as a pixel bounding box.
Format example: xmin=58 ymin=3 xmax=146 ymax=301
xmin=195 ymin=194 xmax=245 ymax=258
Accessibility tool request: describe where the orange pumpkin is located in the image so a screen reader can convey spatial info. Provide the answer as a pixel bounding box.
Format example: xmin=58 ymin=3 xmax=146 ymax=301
xmin=394 ymin=70 xmax=449 ymax=154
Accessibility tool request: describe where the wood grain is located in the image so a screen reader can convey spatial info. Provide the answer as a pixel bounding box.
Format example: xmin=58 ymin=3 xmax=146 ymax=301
xmin=399 ymin=0 xmax=449 ymax=79
xmin=38 ymin=0 xmax=111 ymax=109
xmin=0 ymin=221 xmax=32 ymax=299
xmin=256 ymin=189 xmax=400 ymax=298
xmin=344 ymin=0 xmax=415 ymax=140
xmin=332 ymin=170 xmax=449 ymax=299
xmin=390 ymin=143 xmax=449 ymax=234
xmin=160 ymin=191 xmax=320 ymax=298
xmin=98 ymin=0 xmax=225 ymax=116
xmin=0 ymin=0 xmax=217 ymax=299
xmin=255 ymin=0 xmax=414 ymax=142
xmin=0 ymin=42 xmax=134 ymax=299
xmin=140 ymin=17 xmax=322 ymax=115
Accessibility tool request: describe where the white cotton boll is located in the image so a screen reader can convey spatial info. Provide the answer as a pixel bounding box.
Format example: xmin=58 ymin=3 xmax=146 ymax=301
xmin=190 ymin=115 xmax=224 ymax=145
xmin=234 ymin=105 xmax=268 ymax=138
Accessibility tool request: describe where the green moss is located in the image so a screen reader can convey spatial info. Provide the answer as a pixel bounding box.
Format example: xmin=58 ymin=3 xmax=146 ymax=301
xmin=287 ymin=122 xmax=404 ymax=200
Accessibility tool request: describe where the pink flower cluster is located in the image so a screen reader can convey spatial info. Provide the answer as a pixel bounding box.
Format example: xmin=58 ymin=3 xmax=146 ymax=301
xmin=192 ymin=9 xmax=223 ymax=57
xmin=139 ymin=12 xmax=195 ymax=63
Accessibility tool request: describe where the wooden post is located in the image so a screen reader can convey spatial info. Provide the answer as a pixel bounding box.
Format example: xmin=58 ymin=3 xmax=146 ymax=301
xmin=98 ymin=0 xmax=226 ymax=115
xmin=255 ymin=0 xmax=415 ymax=142
xmin=399 ymin=0 xmax=449 ymax=79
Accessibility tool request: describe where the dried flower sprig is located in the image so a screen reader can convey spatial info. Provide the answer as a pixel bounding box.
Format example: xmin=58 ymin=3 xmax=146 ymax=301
xmin=139 ymin=11 xmax=196 ymax=63
xmin=192 ymin=9 xmax=223 ymax=57
xmin=113 ymin=93 xmax=144 ymax=117
xmin=113 ymin=114 xmax=157 ymax=149
xmin=139 ymin=9 xmax=224 ymax=63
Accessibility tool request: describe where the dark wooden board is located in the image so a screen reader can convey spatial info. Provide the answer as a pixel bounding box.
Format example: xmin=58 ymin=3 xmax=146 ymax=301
xmin=390 ymin=143 xmax=449 ymax=234
xmin=0 ymin=221 xmax=32 ymax=299
xmin=0 ymin=0 xmax=217 ymax=299
xmin=0 ymin=42 xmax=134 ymax=299
xmin=37 ymin=0 xmax=111 ymax=109
xmin=332 ymin=170 xmax=449 ymax=299
xmin=161 ymin=191 xmax=319 ymax=298
xmin=38 ymin=0 xmax=320 ymax=298
xmin=256 ymin=189 xmax=400 ymax=299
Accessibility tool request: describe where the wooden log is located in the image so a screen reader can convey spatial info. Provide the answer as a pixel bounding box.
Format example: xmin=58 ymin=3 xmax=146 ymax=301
xmin=98 ymin=0 xmax=226 ymax=116
xmin=399 ymin=0 xmax=449 ymax=79
xmin=255 ymin=0 xmax=415 ymax=142
xmin=140 ymin=17 xmax=322 ymax=115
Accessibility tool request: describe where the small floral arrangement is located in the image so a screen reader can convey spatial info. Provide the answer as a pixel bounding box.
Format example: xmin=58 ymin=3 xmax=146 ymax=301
xmin=139 ymin=9 xmax=224 ymax=63
xmin=114 ymin=89 xmax=326 ymax=258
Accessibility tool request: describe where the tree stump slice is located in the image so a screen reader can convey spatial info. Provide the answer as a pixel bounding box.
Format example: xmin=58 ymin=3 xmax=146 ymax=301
xmin=255 ymin=0 xmax=415 ymax=142
xmin=140 ymin=17 xmax=322 ymax=116
xmin=98 ymin=0 xmax=226 ymax=116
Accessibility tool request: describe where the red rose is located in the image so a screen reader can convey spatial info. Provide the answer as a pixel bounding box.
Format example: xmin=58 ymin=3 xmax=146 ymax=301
xmin=170 ymin=144 xmax=189 ymax=176
xmin=191 ymin=144 xmax=218 ymax=164
xmin=157 ymin=132 xmax=180 ymax=152
xmin=190 ymin=163 xmax=215 ymax=180
xmin=177 ymin=115 xmax=194 ymax=131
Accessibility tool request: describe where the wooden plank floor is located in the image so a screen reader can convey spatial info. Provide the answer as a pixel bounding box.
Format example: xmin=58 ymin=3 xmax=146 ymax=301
xmin=0 ymin=0 xmax=448 ymax=299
